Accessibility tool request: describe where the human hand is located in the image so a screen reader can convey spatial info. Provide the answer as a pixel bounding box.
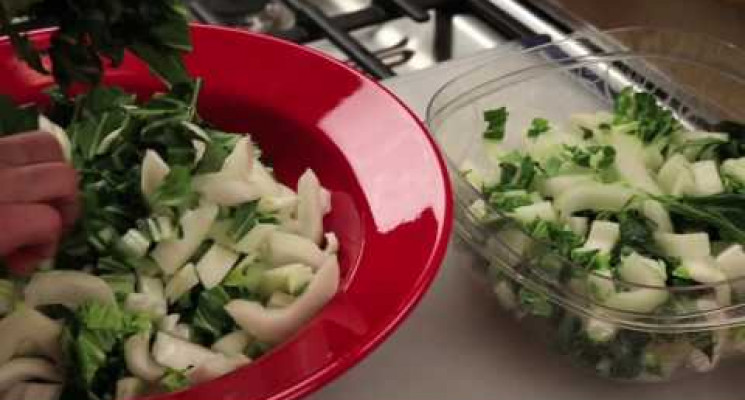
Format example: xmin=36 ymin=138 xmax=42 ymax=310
xmin=0 ymin=131 xmax=79 ymax=275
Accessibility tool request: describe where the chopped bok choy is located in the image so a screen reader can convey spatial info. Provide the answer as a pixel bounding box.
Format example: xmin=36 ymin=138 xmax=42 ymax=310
xmin=466 ymin=87 xmax=745 ymax=380
xmin=0 ymin=82 xmax=340 ymax=399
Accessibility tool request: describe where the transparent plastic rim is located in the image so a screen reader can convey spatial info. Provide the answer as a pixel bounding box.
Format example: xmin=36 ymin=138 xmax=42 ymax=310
xmin=427 ymin=28 xmax=745 ymax=331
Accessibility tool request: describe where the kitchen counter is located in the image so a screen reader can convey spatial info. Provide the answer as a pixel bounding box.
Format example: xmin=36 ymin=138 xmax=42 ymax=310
xmin=309 ymin=49 xmax=745 ymax=400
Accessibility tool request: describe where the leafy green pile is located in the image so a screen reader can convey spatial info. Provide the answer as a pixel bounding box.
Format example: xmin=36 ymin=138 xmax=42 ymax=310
xmin=0 ymin=81 xmax=286 ymax=399
xmin=471 ymin=87 xmax=745 ymax=380
xmin=0 ymin=4 xmax=337 ymax=398
xmin=0 ymin=0 xmax=191 ymax=90
xmin=60 ymin=302 xmax=152 ymax=399
xmin=44 ymin=81 xmax=232 ymax=272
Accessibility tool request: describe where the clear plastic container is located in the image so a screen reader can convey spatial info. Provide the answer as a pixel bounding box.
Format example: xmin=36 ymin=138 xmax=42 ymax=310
xmin=426 ymin=28 xmax=745 ymax=381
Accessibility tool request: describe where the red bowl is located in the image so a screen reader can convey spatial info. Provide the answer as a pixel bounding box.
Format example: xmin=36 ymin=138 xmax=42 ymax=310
xmin=0 ymin=25 xmax=452 ymax=399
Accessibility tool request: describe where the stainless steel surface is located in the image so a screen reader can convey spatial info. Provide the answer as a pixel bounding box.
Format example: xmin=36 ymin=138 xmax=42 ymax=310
xmin=307 ymin=0 xmax=370 ymax=16
xmin=308 ymin=12 xmax=502 ymax=73
xmin=486 ymin=0 xmax=568 ymax=40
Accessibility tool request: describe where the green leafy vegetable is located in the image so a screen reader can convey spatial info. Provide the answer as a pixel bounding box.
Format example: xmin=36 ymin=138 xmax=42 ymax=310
xmin=245 ymin=340 xmax=272 ymax=359
xmin=518 ymin=288 xmax=552 ymax=317
xmin=160 ymin=368 xmax=190 ymax=392
xmin=656 ymin=194 xmax=745 ymax=243
xmin=487 ymin=191 xmax=534 ymax=212
xmin=713 ymin=121 xmax=745 ymax=159
xmin=228 ymin=202 xmax=260 ymax=241
xmin=562 ymin=145 xmax=616 ymax=171
xmin=226 ymin=201 xmax=278 ymax=241
xmin=570 ymin=248 xmax=611 ymax=271
xmin=527 ymin=117 xmax=550 ymax=138
xmin=527 ymin=219 xmax=584 ymax=257
xmin=612 ymin=87 xmax=679 ymax=144
xmin=0 ymin=95 xmax=38 ymax=135
xmin=2 ymin=0 xmax=192 ymax=90
xmin=148 ymin=166 xmax=199 ymax=215
xmin=616 ymin=210 xmax=664 ymax=259
xmin=100 ymin=274 xmax=136 ymax=299
xmin=195 ymin=131 xmax=240 ymax=174
xmin=223 ymin=259 xmax=266 ymax=296
xmin=190 ymin=287 xmax=234 ymax=345
xmin=483 ymin=107 xmax=509 ymax=140
xmin=62 ymin=301 xmax=151 ymax=394
xmin=485 ymin=152 xmax=539 ymax=193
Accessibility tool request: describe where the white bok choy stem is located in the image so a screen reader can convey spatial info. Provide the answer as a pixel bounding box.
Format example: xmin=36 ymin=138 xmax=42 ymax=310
xmin=38 ymin=115 xmax=71 ymax=162
xmin=249 ymin=160 xmax=280 ymax=198
xmin=152 ymin=332 xmax=220 ymax=371
xmin=0 ymin=307 xmax=61 ymax=366
xmin=233 ymin=224 xmax=277 ymax=254
xmin=607 ymin=132 xmax=662 ymax=195
xmin=641 ymin=200 xmax=673 ymax=233
xmin=192 ymin=138 xmax=265 ymax=206
xmin=260 ymin=264 xmax=314 ymax=296
xmin=604 ymin=289 xmax=669 ymax=314
xmin=0 ymin=358 xmax=62 ymax=392
xmin=225 ymin=256 xmax=339 ymax=343
xmin=115 ymin=377 xmax=145 ymax=400
xmin=187 ymin=355 xmax=251 ymax=385
xmin=24 ymin=271 xmax=115 ymax=310
xmin=586 ymin=269 xmax=615 ymax=302
xmin=603 ymin=253 xmax=669 ymax=313
xmin=195 ymin=243 xmax=239 ymax=289
xmin=323 ymin=232 xmax=339 ymax=255
xmin=538 ymin=175 xmax=594 ymax=198
xmin=151 ymin=203 xmax=218 ymax=275
xmin=124 ymin=331 xmax=165 ymax=382
xmin=717 ymin=245 xmax=745 ymax=293
xmin=125 ymin=276 xmax=167 ymax=320
xmin=568 ymin=216 xmax=589 ymax=237
xmin=296 ymin=169 xmax=324 ymax=244
xmin=165 ymin=264 xmax=199 ymax=304
xmin=654 ymin=232 xmax=711 ymax=259
xmin=554 ymin=183 xmax=635 ymax=218
xmin=221 ymin=137 xmax=255 ymax=180
xmin=618 ymin=252 xmax=667 ymax=287
xmin=580 ymin=221 xmax=620 ymax=255
xmin=192 ymin=176 xmax=262 ymax=206
xmin=258 ymin=195 xmax=298 ymax=215
xmin=211 ymin=331 xmax=251 ymax=357
xmin=679 ymin=258 xmax=731 ymax=306
xmin=1 ymin=382 xmax=62 ymax=400
xmin=319 ymin=187 xmax=331 ymax=215
xmin=141 ymin=150 xmax=170 ymax=199
xmin=268 ymin=231 xmax=325 ymax=269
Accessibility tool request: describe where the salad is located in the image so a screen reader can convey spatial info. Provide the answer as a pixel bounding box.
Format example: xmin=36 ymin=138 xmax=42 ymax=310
xmin=0 ymin=82 xmax=340 ymax=398
xmin=0 ymin=1 xmax=342 ymax=399
xmin=464 ymin=87 xmax=745 ymax=380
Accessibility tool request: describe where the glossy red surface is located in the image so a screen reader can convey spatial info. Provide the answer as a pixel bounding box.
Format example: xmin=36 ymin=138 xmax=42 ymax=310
xmin=0 ymin=25 xmax=452 ymax=400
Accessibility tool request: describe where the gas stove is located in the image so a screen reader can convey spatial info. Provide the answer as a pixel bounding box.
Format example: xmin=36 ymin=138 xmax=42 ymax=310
xmin=185 ymin=0 xmax=582 ymax=77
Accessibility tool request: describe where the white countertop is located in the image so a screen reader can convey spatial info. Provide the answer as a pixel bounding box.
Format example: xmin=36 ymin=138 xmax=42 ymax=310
xmin=309 ymin=50 xmax=744 ymax=400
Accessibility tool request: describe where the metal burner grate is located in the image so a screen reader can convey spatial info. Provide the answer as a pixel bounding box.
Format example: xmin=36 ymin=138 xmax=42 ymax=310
xmin=186 ymin=0 xmax=573 ymax=79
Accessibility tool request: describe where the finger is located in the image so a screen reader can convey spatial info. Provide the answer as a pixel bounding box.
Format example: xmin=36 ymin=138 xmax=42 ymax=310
xmin=0 ymin=162 xmax=77 ymax=204
xmin=0 ymin=131 xmax=64 ymax=167
xmin=0 ymin=204 xmax=62 ymax=255
xmin=49 ymin=197 xmax=81 ymax=232
xmin=3 ymin=242 xmax=57 ymax=276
